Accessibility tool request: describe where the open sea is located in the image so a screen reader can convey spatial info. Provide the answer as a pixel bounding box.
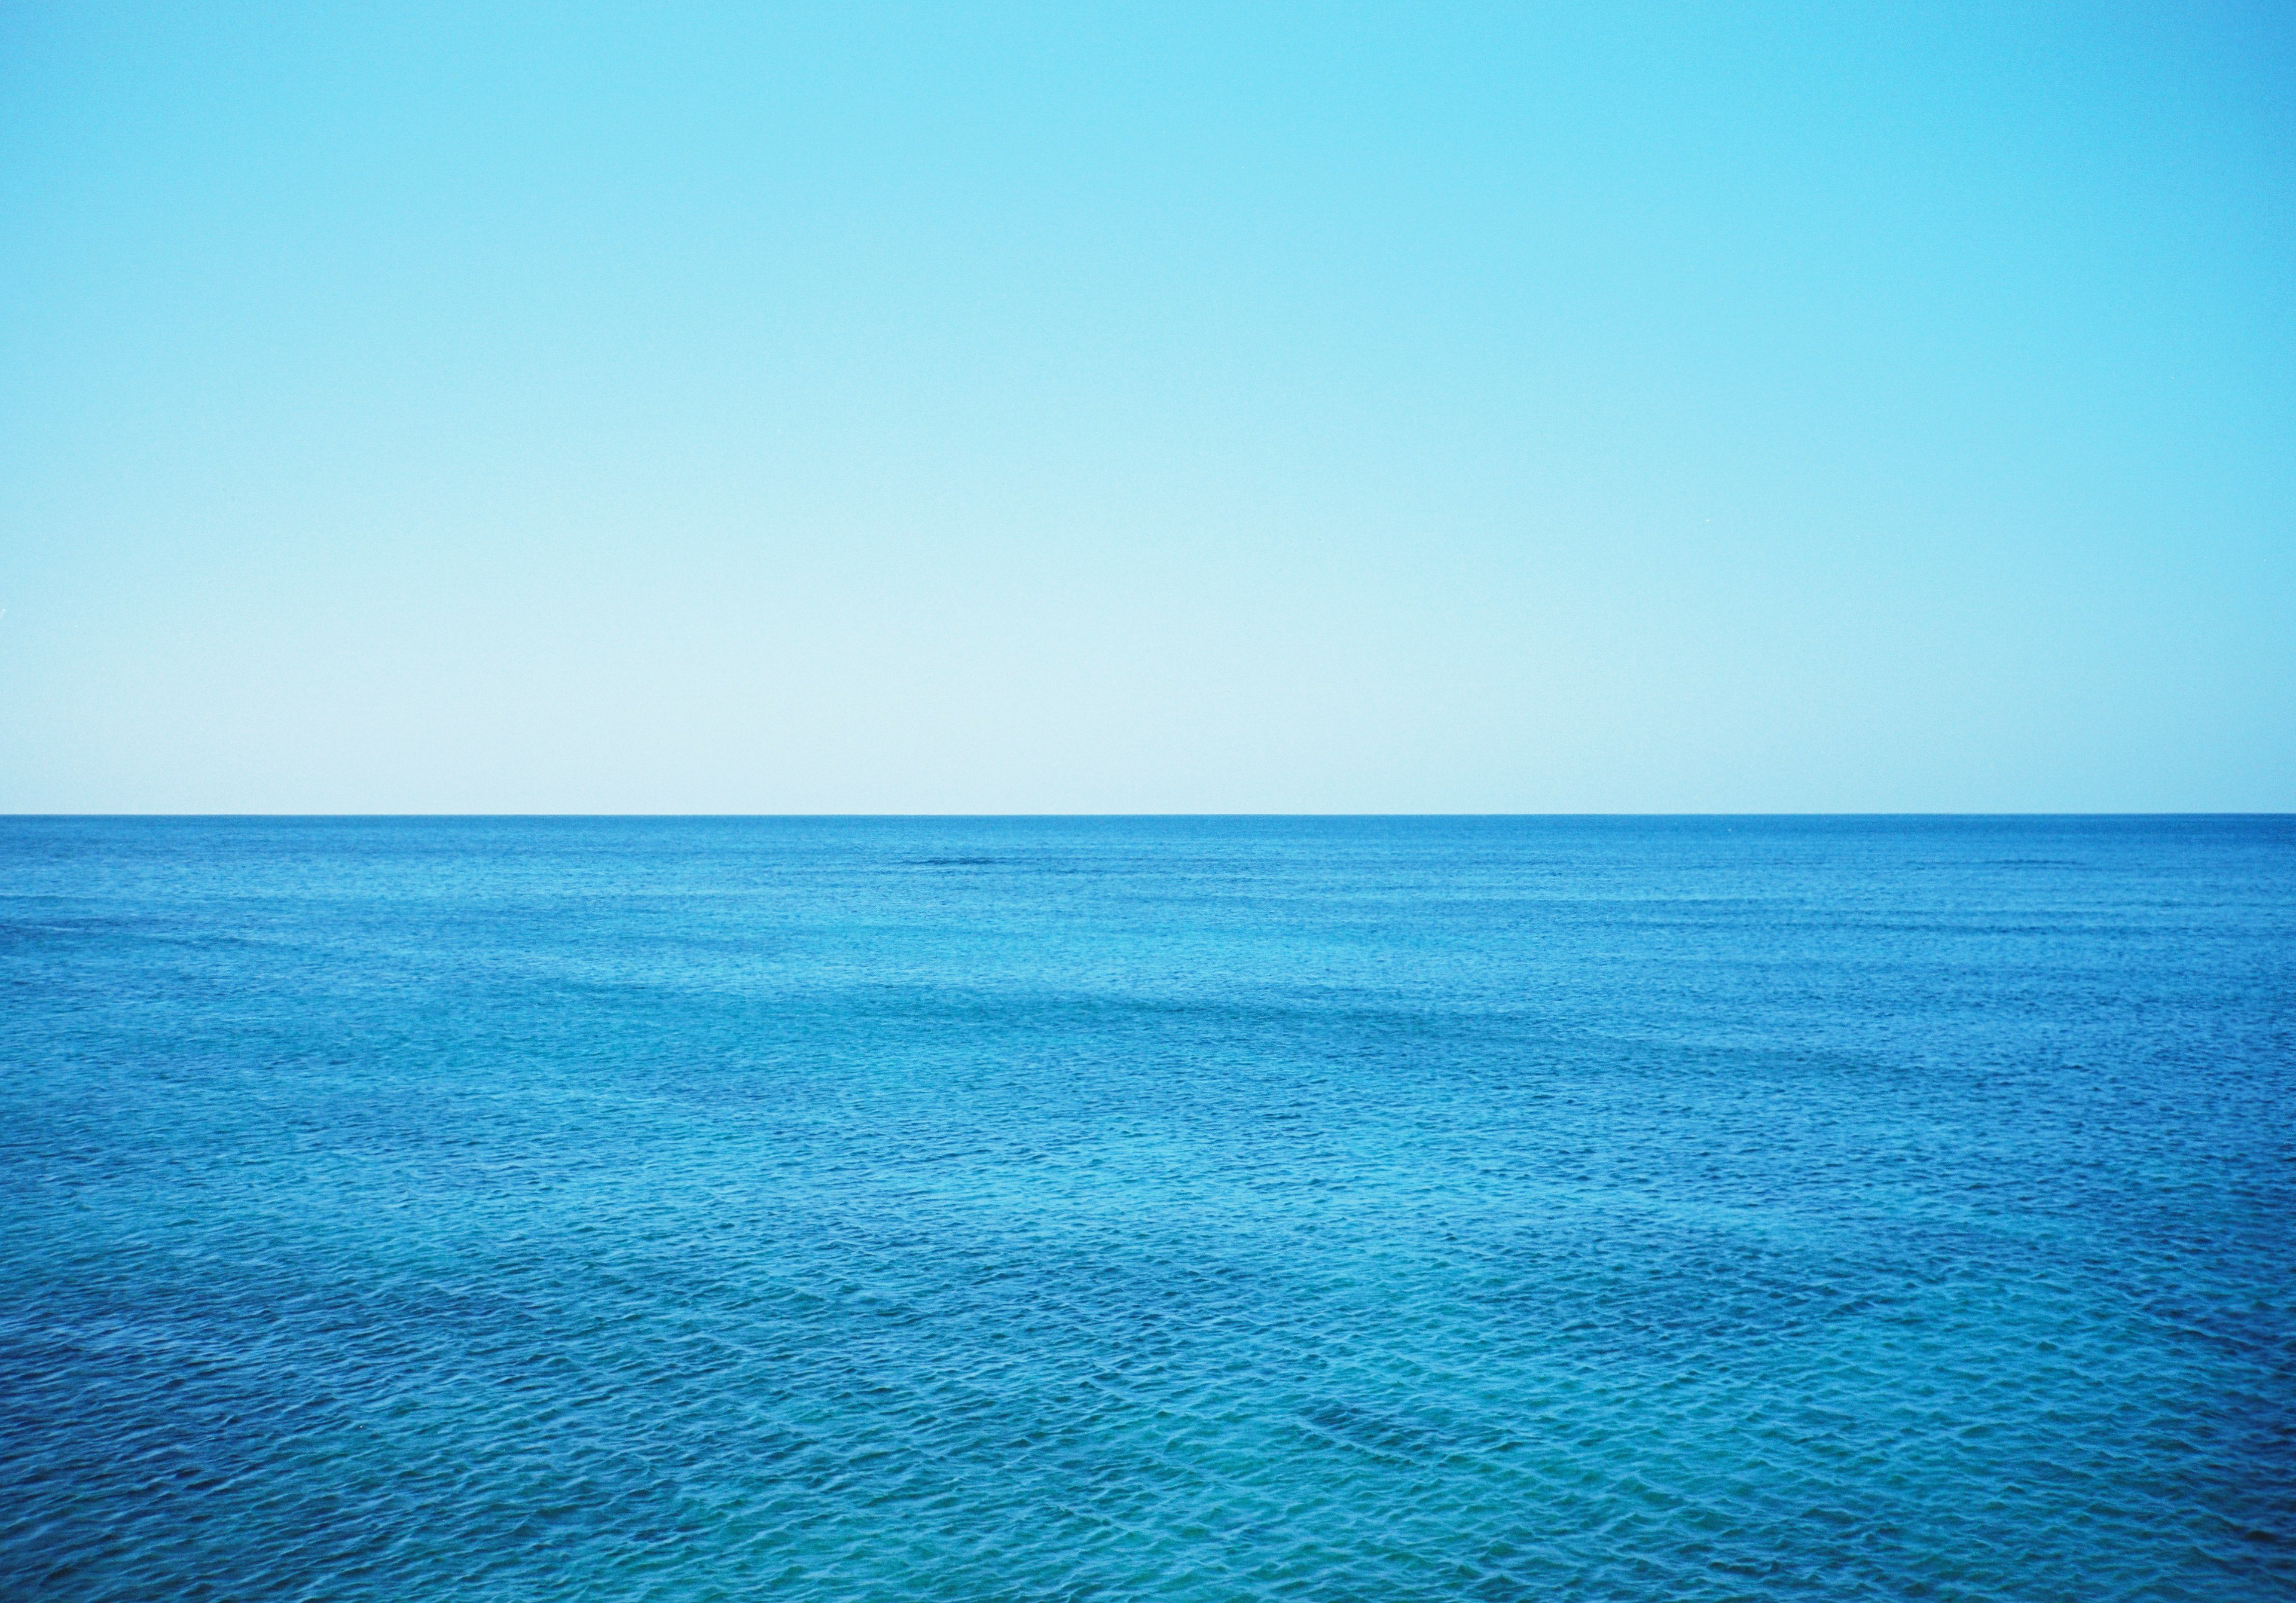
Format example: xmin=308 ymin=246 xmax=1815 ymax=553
xmin=2 ymin=815 xmax=2290 ymax=1601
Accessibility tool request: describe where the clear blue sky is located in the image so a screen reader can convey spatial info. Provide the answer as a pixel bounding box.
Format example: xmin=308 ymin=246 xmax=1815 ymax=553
xmin=3 ymin=3 xmax=2289 ymax=812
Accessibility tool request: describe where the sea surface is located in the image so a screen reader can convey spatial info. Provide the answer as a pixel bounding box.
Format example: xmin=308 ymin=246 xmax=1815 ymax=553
xmin=2 ymin=816 xmax=2290 ymax=1601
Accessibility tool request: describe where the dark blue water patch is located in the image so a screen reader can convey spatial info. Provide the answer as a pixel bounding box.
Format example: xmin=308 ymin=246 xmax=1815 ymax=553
xmin=2 ymin=816 xmax=2291 ymax=1600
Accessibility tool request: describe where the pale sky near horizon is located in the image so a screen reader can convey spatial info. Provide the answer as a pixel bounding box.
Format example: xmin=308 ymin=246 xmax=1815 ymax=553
xmin=2 ymin=3 xmax=2291 ymax=813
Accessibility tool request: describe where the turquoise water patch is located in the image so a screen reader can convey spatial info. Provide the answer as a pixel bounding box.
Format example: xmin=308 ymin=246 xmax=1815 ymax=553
xmin=2 ymin=817 xmax=2289 ymax=1599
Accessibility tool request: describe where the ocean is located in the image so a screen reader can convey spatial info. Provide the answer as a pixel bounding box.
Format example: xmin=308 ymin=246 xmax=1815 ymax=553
xmin=2 ymin=816 xmax=2289 ymax=1600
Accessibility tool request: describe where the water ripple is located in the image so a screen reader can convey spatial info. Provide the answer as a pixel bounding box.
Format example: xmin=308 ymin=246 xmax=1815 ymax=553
xmin=2 ymin=816 xmax=2290 ymax=1600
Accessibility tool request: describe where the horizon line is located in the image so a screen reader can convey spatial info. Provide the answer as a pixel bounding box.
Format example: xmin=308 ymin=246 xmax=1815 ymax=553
xmin=6 ymin=812 xmax=2291 ymax=823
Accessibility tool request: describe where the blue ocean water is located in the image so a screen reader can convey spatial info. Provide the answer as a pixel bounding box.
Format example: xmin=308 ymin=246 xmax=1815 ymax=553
xmin=2 ymin=816 xmax=2290 ymax=1601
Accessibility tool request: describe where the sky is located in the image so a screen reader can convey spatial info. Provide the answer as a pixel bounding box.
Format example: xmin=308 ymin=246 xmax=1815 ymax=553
xmin=2 ymin=2 xmax=2290 ymax=813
